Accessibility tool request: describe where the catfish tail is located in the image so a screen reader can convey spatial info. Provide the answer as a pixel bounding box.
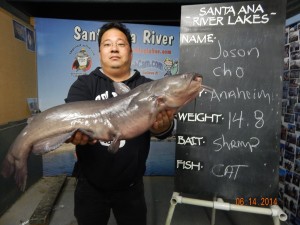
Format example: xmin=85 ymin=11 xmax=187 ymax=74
xmin=1 ymin=154 xmax=15 ymax=178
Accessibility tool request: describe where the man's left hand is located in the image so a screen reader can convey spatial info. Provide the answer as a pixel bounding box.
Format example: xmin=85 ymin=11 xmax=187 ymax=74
xmin=150 ymin=109 xmax=176 ymax=135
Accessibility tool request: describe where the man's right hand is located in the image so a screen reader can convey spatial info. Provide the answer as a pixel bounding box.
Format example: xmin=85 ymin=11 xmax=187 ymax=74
xmin=66 ymin=131 xmax=97 ymax=145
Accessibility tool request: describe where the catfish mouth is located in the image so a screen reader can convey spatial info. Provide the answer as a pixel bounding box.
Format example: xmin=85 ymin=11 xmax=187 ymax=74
xmin=182 ymin=73 xmax=203 ymax=105
xmin=191 ymin=73 xmax=203 ymax=83
xmin=187 ymin=73 xmax=202 ymax=95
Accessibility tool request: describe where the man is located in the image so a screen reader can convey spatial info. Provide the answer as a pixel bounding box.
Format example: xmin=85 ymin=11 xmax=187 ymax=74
xmin=65 ymin=22 xmax=175 ymax=225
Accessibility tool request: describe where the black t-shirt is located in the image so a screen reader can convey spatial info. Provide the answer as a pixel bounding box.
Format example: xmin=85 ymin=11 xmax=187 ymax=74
xmin=65 ymin=67 xmax=171 ymax=190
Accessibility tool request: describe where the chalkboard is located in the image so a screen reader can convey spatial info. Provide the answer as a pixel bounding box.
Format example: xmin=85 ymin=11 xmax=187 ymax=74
xmin=175 ymin=0 xmax=287 ymax=205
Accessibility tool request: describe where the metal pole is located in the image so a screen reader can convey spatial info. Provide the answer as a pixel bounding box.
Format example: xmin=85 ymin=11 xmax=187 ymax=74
xmin=165 ymin=192 xmax=180 ymax=225
xmin=211 ymin=197 xmax=218 ymax=225
xmin=165 ymin=193 xmax=287 ymax=225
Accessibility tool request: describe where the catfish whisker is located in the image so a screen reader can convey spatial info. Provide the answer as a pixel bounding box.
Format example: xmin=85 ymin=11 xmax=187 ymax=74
xmin=199 ymin=85 xmax=215 ymax=97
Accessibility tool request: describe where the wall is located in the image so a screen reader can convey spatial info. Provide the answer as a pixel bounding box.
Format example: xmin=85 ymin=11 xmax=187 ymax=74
xmin=0 ymin=7 xmax=42 ymax=216
xmin=280 ymin=15 xmax=300 ymax=225
xmin=0 ymin=7 xmax=37 ymax=124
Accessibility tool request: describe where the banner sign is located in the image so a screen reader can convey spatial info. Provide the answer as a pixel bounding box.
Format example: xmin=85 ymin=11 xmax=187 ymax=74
xmin=35 ymin=18 xmax=180 ymax=110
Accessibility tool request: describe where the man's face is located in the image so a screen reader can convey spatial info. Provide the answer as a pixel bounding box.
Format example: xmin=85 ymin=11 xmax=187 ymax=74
xmin=99 ymin=28 xmax=132 ymax=72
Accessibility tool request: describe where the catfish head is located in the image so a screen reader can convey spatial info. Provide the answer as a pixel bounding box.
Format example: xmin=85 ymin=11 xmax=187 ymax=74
xmin=150 ymin=72 xmax=203 ymax=110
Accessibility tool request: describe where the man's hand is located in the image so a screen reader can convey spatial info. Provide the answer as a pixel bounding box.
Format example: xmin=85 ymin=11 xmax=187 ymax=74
xmin=66 ymin=131 xmax=97 ymax=145
xmin=150 ymin=109 xmax=176 ymax=135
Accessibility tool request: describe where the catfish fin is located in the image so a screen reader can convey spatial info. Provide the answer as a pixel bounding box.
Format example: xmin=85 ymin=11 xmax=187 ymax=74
xmin=32 ymin=129 xmax=96 ymax=155
xmin=146 ymin=95 xmax=164 ymax=122
xmin=77 ymin=128 xmax=95 ymax=138
xmin=107 ymin=135 xmax=121 ymax=154
xmin=155 ymin=95 xmax=166 ymax=107
xmin=152 ymin=95 xmax=166 ymax=115
xmin=32 ymin=130 xmax=78 ymax=154
xmin=113 ymin=82 xmax=131 ymax=95
xmin=1 ymin=155 xmax=14 ymax=178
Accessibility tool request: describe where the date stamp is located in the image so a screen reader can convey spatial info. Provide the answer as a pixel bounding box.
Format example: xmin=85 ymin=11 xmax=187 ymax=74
xmin=235 ymin=197 xmax=278 ymax=206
